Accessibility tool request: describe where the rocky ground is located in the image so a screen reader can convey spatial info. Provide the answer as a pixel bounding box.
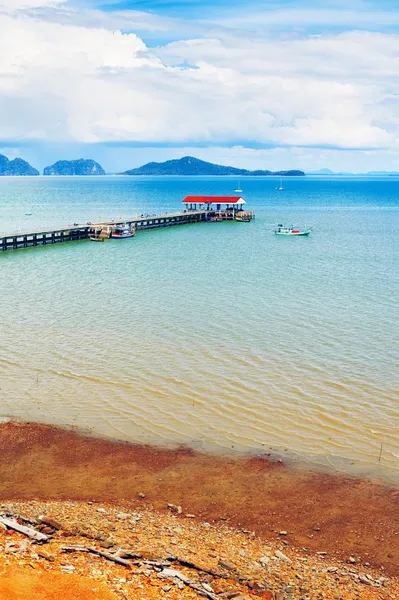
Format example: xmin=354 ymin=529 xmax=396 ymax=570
xmin=0 ymin=500 xmax=397 ymax=600
xmin=0 ymin=422 xmax=398 ymax=577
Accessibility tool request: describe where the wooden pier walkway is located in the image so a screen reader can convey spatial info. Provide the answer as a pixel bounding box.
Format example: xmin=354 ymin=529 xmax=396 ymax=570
xmin=0 ymin=210 xmax=210 ymax=252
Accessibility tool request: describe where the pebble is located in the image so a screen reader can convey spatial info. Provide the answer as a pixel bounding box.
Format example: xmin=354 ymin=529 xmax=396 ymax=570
xmin=96 ymin=508 xmax=106 ymax=514
xmin=348 ymin=556 xmax=357 ymax=563
xmin=116 ymin=513 xmax=131 ymax=520
xmin=160 ymin=568 xmax=190 ymax=584
xmin=41 ymin=526 xmax=54 ymax=534
xmin=39 ymin=516 xmax=63 ymax=530
xmin=279 ymin=531 xmax=288 ymax=536
xmin=37 ymin=550 xmax=55 ymax=562
xmin=167 ymin=504 xmax=182 ymax=515
xmin=61 ymin=565 xmax=75 ymax=573
xmin=275 ymin=550 xmax=292 ymax=563
xmin=138 ymin=493 xmax=145 ymax=498
xmin=173 ymin=527 xmax=183 ymax=534
xmin=219 ymin=559 xmax=236 ymax=570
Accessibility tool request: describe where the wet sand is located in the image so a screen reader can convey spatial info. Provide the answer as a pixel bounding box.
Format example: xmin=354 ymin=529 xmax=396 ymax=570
xmin=0 ymin=421 xmax=398 ymax=576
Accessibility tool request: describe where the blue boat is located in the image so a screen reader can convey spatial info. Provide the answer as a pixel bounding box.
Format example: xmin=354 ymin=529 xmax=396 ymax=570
xmin=111 ymin=225 xmax=136 ymax=239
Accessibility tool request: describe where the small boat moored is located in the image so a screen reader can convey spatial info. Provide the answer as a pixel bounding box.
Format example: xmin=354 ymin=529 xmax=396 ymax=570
xmin=111 ymin=224 xmax=136 ymax=239
xmin=274 ymin=224 xmax=312 ymax=236
xmin=90 ymin=226 xmax=106 ymax=241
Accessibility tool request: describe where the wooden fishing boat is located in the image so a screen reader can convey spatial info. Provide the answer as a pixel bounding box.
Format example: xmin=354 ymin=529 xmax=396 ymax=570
xmin=274 ymin=224 xmax=312 ymax=236
xmin=111 ymin=225 xmax=136 ymax=239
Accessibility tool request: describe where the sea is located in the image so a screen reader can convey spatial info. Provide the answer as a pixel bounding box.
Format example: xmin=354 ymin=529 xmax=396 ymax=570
xmin=0 ymin=175 xmax=398 ymax=484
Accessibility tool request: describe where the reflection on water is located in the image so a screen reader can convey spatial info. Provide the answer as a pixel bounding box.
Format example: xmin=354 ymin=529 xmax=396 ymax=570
xmin=0 ymin=176 xmax=398 ymax=484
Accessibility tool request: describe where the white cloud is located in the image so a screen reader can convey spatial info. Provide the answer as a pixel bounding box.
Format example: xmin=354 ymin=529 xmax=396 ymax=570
xmin=218 ymin=7 xmax=399 ymax=29
xmin=0 ymin=0 xmax=64 ymax=11
xmin=0 ymin=7 xmax=398 ymax=154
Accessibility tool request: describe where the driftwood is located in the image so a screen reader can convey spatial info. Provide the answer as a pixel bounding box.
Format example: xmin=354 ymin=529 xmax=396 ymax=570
xmin=61 ymin=545 xmax=89 ymax=553
xmin=59 ymin=544 xmax=254 ymax=598
xmin=188 ymin=582 xmax=220 ymax=600
xmin=142 ymin=560 xmax=172 ymax=567
xmin=4 ymin=514 xmax=38 ymax=527
xmin=88 ymin=547 xmax=132 ymax=568
xmin=114 ymin=549 xmax=144 ymax=560
xmin=171 ymin=556 xmax=219 ymax=577
xmin=0 ymin=517 xmax=48 ymax=542
xmin=160 ymin=567 xmax=219 ymax=600
xmin=60 ymin=545 xmax=131 ymax=568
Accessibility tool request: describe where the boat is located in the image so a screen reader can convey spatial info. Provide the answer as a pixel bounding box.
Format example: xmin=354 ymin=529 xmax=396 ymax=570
xmin=111 ymin=224 xmax=136 ymax=239
xmin=234 ymin=179 xmax=243 ymax=193
xmin=274 ymin=224 xmax=312 ymax=236
xmin=89 ymin=226 xmax=106 ymax=241
xmin=235 ymin=211 xmax=251 ymax=222
xmin=275 ymin=177 xmax=284 ymax=191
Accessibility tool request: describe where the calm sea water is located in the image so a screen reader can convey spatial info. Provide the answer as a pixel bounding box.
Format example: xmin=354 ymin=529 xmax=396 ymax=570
xmin=0 ymin=176 xmax=398 ymax=483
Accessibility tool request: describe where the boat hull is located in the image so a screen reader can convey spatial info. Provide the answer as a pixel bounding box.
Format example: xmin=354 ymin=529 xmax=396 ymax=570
xmin=275 ymin=231 xmax=310 ymax=236
xmin=111 ymin=233 xmax=135 ymax=238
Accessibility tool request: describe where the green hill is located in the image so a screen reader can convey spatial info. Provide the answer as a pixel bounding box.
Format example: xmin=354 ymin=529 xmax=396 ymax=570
xmin=121 ymin=156 xmax=304 ymax=176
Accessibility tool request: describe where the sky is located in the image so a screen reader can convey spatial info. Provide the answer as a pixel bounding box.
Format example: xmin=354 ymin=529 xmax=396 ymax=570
xmin=1 ymin=0 xmax=399 ymax=172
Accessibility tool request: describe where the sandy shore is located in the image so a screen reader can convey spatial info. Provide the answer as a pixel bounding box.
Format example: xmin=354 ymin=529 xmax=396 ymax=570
xmin=0 ymin=421 xmax=397 ymax=599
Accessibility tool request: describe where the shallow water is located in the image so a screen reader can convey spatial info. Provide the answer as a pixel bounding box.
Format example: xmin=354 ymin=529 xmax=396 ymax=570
xmin=0 ymin=176 xmax=398 ymax=483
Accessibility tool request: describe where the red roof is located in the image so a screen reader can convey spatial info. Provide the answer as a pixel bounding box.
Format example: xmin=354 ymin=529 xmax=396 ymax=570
xmin=182 ymin=196 xmax=244 ymax=204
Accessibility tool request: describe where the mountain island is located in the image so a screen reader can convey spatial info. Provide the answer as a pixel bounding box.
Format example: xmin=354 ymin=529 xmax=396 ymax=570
xmin=121 ymin=156 xmax=305 ymax=176
xmin=43 ymin=159 xmax=105 ymax=176
xmin=0 ymin=153 xmax=39 ymax=176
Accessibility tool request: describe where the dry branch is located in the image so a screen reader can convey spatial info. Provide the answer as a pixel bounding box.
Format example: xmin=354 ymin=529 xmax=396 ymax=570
xmin=0 ymin=516 xmax=48 ymax=542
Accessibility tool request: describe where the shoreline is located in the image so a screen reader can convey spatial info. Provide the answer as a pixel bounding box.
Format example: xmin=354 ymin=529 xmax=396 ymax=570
xmin=0 ymin=421 xmax=398 ymax=579
xmin=1 ymin=415 xmax=396 ymax=488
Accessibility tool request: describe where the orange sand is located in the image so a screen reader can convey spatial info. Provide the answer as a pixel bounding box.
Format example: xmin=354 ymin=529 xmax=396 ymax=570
xmin=0 ymin=567 xmax=118 ymax=600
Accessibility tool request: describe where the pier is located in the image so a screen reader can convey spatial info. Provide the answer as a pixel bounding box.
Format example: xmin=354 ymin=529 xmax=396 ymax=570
xmin=0 ymin=197 xmax=254 ymax=252
xmin=0 ymin=210 xmax=207 ymax=252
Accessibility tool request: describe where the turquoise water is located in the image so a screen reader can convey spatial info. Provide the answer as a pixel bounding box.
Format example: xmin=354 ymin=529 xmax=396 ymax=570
xmin=0 ymin=176 xmax=398 ymax=483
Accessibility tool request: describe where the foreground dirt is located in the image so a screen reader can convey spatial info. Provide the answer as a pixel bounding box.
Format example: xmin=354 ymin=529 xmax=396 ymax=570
xmin=0 ymin=566 xmax=119 ymax=600
xmin=0 ymin=422 xmax=397 ymax=579
xmin=0 ymin=500 xmax=397 ymax=600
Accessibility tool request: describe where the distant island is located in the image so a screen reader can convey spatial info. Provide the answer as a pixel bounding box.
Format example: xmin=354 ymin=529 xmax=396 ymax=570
xmin=120 ymin=156 xmax=305 ymax=176
xmin=44 ymin=159 xmax=105 ymax=176
xmin=307 ymin=168 xmax=399 ymax=176
xmin=0 ymin=153 xmax=39 ymax=176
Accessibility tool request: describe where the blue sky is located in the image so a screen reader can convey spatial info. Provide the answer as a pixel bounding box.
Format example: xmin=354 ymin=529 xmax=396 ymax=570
xmin=1 ymin=0 xmax=399 ymax=172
